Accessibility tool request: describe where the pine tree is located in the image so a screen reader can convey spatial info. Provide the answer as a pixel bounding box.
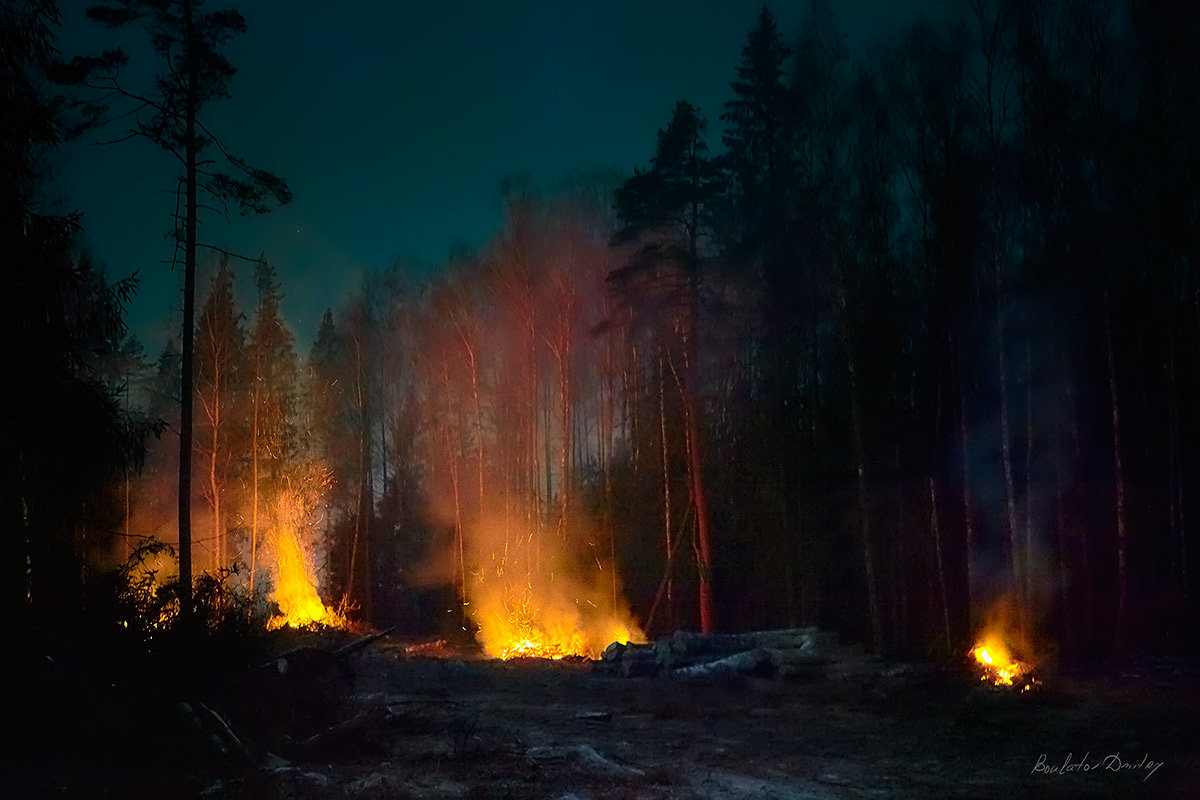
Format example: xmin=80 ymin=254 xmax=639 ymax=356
xmin=60 ymin=0 xmax=291 ymax=617
xmin=614 ymin=101 xmax=720 ymax=632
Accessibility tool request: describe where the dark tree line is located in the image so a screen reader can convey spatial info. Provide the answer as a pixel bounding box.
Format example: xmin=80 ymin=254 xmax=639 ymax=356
xmin=1 ymin=1 xmax=147 ymax=628
xmin=6 ymin=0 xmax=1197 ymax=662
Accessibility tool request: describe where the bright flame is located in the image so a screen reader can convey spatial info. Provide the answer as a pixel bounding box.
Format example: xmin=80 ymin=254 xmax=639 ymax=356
xmin=265 ymin=491 xmax=344 ymax=630
xmin=473 ymin=580 xmax=644 ymax=660
xmin=970 ymin=632 xmax=1037 ymax=690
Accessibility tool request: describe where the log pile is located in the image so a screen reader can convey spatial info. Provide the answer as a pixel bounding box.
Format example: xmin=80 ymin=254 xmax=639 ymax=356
xmin=597 ymin=627 xmax=880 ymax=680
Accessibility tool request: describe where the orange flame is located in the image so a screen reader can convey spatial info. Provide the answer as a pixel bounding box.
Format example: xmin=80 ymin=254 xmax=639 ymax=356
xmin=472 ymin=580 xmax=644 ymax=660
xmin=265 ymin=491 xmax=344 ymax=630
xmin=970 ymin=631 xmax=1037 ymax=691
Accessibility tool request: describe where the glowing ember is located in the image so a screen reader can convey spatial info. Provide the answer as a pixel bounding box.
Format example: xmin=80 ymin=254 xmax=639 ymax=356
xmin=265 ymin=493 xmax=344 ymax=630
xmin=970 ymin=632 xmax=1038 ymax=691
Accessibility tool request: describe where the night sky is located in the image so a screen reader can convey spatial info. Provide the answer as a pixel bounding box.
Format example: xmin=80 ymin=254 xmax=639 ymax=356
xmin=51 ymin=0 xmax=935 ymax=349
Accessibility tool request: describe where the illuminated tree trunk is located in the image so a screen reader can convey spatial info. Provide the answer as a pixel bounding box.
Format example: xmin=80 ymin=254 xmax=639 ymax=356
xmin=346 ymin=328 xmax=373 ymax=615
xmin=454 ymin=314 xmax=485 ymax=521
xmin=250 ymin=356 xmax=260 ymax=592
xmin=682 ymin=366 xmax=714 ymax=634
xmin=208 ymin=377 xmax=221 ymax=572
xmin=658 ymin=351 xmax=674 ymax=627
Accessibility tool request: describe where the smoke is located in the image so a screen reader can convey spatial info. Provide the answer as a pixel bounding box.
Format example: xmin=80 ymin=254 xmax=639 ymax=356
xmin=964 ymin=291 xmax=1081 ymax=651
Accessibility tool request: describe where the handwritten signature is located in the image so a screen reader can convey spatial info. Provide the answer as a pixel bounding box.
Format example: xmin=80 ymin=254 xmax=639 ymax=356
xmin=1032 ymin=752 xmax=1163 ymax=782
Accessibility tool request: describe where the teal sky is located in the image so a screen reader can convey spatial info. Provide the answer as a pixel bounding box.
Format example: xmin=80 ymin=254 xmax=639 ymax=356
xmin=50 ymin=0 xmax=936 ymax=350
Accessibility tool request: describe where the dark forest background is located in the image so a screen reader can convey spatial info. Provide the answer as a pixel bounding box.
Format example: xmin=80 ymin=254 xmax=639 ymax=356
xmin=4 ymin=0 xmax=1198 ymax=662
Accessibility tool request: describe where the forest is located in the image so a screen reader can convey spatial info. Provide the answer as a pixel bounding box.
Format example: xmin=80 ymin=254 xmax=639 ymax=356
xmin=5 ymin=0 xmax=1198 ymax=680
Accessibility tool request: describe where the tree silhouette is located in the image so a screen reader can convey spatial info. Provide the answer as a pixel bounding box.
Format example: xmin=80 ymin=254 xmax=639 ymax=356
xmin=1 ymin=2 xmax=143 ymax=624
xmin=61 ymin=0 xmax=291 ymax=617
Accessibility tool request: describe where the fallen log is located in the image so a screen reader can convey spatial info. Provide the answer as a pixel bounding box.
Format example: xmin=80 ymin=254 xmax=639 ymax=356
xmin=657 ymin=628 xmax=838 ymax=669
xmin=596 ymin=641 xmax=659 ymax=677
xmin=671 ymin=647 xmax=775 ymax=679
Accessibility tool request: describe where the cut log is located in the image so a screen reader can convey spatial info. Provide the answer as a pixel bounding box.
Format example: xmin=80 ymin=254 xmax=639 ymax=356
xmin=672 ymin=647 xmax=775 ymax=679
xmin=596 ymin=641 xmax=658 ymax=677
xmin=658 ymin=628 xmax=838 ymax=669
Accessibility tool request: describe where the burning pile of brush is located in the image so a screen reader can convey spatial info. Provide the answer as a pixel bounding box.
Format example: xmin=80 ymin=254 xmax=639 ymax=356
xmin=969 ymin=632 xmax=1041 ymax=692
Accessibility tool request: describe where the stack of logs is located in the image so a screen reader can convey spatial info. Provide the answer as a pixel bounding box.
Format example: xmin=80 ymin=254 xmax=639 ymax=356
xmin=597 ymin=627 xmax=876 ymax=680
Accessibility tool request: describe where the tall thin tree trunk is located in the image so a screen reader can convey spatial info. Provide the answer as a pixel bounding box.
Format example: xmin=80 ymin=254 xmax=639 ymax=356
xmin=250 ymin=363 xmax=260 ymax=592
xmin=846 ymin=345 xmax=881 ymax=652
xmin=958 ymin=350 xmax=976 ymax=631
xmin=995 ymin=275 xmax=1023 ymax=629
xmin=658 ymin=351 xmax=674 ymax=627
xmin=210 ymin=393 xmax=220 ymax=572
xmin=1054 ymin=332 xmax=1073 ymax=655
xmin=1167 ymin=347 xmax=1188 ymax=605
xmin=1104 ymin=289 xmax=1128 ymax=653
xmin=931 ymin=476 xmax=951 ymax=654
xmin=1023 ymin=325 xmax=1035 ymax=622
xmin=177 ymin=0 xmax=197 ymax=620
xmin=683 ymin=193 xmax=715 ymax=634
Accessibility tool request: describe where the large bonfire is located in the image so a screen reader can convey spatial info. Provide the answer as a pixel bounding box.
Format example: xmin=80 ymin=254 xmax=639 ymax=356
xmin=471 ymin=576 xmax=644 ymax=660
xmin=264 ymin=489 xmax=344 ymax=630
xmin=464 ymin=516 xmax=645 ymax=660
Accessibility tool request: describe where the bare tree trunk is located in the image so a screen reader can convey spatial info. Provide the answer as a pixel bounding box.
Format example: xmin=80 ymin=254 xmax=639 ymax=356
xmin=1167 ymin=347 xmax=1188 ymax=605
xmin=1054 ymin=333 xmax=1073 ymax=655
xmin=995 ymin=273 xmax=1023 ymax=629
xmin=958 ymin=352 xmax=976 ymax=630
xmin=930 ymin=476 xmax=951 ymax=654
xmin=177 ymin=0 xmax=197 ymax=620
xmin=658 ymin=351 xmax=674 ymax=628
xmin=683 ymin=323 xmax=714 ymax=633
xmin=1104 ymin=289 xmax=1128 ymax=654
xmin=1023 ymin=327 xmax=1035 ymax=621
xmin=210 ymin=390 xmax=220 ymax=573
xmin=846 ymin=348 xmax=881 ymax=652
xmin=250 ymin=373 xmax=259 ymax=593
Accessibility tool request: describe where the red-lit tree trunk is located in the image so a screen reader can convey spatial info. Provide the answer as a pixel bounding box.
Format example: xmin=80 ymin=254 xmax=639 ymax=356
xmin=684 ymin=195 xmax=714 ymax=634
xmin=658 ymin=351 xmax=675 ymax=629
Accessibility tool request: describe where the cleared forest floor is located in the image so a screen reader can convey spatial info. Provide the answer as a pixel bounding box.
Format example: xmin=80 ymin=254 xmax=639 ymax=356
xmin=11 ymin=634 xmax=1199 ymax=799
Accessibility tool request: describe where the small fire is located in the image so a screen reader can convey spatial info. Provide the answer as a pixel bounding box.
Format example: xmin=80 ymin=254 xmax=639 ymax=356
xmin=970 ymin=632 xmax=1038 ymax=691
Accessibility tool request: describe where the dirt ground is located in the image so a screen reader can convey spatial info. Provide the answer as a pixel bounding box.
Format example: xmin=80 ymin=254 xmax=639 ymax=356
xmin=240 ymin=636 xmax=1200 ymax=799
xmin=13 ymin=634 xmax=1199 ymax=799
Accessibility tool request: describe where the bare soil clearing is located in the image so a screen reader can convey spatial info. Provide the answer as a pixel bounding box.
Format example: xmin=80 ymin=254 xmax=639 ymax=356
xmin=11 ymin=634 xmax=1199 ymax=799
